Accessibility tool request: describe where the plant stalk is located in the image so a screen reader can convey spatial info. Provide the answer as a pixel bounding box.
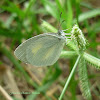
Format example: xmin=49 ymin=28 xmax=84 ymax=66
xmin=59 ymin=55 xmax=81 ymax=100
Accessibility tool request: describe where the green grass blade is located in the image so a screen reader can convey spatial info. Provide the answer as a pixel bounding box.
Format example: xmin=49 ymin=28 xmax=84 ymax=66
xmin=55 ymin=0 xmax=67 ymax=25
xmin=0 ymin=26 xmax=23 ymax=39
xmin=66 ymin=0 xmax=73 ymax=28
xmin=78 ymin=9 xmax=100 ymax=22
xmin=2 ymin=0 xmax=25 ymax=19
xmin=80 ymin=2 xmax=93 ymax=10
xmin=41 ymin=0 xmax=59 ymax=19
xmin=41 ymin=20 xmax=57 ymax=33
xmin=24 ymin=0 xmax=36 ymax=18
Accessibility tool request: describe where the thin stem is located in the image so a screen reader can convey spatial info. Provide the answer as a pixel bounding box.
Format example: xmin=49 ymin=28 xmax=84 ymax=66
xmin=59 ymin=55 xmax=81 ymax=100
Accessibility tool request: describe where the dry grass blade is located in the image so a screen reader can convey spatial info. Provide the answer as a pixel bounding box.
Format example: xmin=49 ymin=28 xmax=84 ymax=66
xmin=0 ymin=85 xmax=13 ymax=100
xmin=3 ymin=66 xmax=23 ymax=99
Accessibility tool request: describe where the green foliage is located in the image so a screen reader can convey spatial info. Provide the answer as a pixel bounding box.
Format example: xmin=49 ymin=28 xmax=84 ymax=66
xmin=78 ymin=8 xmax=100 ymax=22
xmin=41 ymin=0 xmax=59 ymax=20
xmin=41 ymin=20 xmax=57 ymax=33
xmin=0 ymin=61 xmax=3 ymax=65
xmin=1 ymin=0 xmax=25 ymax=19
xmin=0 ymin=0 xmax=100 ymax=100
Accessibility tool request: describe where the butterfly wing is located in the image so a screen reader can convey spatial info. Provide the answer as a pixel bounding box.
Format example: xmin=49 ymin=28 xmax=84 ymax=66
xmin=14 ymin=33 xmax=66 ymax=66
xmin=14 ymin=33 xmax=51 ymax=63
xmin=26 ymin=35 xmax=66 ymax=66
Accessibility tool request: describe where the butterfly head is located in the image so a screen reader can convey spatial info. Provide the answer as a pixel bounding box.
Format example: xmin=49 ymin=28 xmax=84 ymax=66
xmin=57 ymin=30 xmax=65 ymax=36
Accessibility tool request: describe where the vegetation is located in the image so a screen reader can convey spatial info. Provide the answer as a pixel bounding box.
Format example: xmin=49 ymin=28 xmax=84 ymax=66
xmin=0 ymin=0 xmax=100 ymax=100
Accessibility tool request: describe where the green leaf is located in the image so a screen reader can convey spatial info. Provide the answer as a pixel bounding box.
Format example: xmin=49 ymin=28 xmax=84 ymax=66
xmin=24 ymin=0 xmax=36 ymax=18
xmin=0 ymin=26 xmax=23 ymax=39
xmin=41 ymin=20 xmax=57 ymax=33
xmin=1 ymin=0 xmax=25 ymax=19
xmin=66 ymin=0 xmax=73 ymax=28
xmin=80 ymin=2 xmax=93 ymax=10
xmin=41 ymin=0 xmax=59 ymax=19
xmin=55 ymin=0 xmax=67 ymax=28
xmin=56 ymin=0 xmax=73 ymax=29
xmin=3 ymin=13 xmax=17 ymax=28
xmin=78 ymin=9 xmax=100 ymax=22
xmin=0 ymin=61 xmax=3 ymax=65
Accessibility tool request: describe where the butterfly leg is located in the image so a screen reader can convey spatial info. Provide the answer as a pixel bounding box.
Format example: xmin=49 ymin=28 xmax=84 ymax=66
xmin=65 ymin=33 xmax=71 ymax=35
xmin=62 ymin=28 xmax=71 ymax=32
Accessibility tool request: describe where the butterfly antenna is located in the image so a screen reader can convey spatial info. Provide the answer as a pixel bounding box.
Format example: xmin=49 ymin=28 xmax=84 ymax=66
xmin=58 ymin=12 xmax=62 ymax=30
xmin=60 ymin=19 xmax=65 ymax=26
xmin=58 ymin=12 xmax=66 ymax=30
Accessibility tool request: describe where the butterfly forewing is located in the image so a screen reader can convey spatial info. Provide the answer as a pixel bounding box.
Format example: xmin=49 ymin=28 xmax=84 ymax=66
xmin=14 ymin=34 xmax=47 ymax=63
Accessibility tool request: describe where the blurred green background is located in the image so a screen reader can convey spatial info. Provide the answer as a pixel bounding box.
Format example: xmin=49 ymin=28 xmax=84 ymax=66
xmin=0 ymin=0 xmax=100 ymax=100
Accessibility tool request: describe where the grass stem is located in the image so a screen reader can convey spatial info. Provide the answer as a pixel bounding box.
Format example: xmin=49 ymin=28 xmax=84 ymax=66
xmin=59 ymin=55 xmax=81 ymax=100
